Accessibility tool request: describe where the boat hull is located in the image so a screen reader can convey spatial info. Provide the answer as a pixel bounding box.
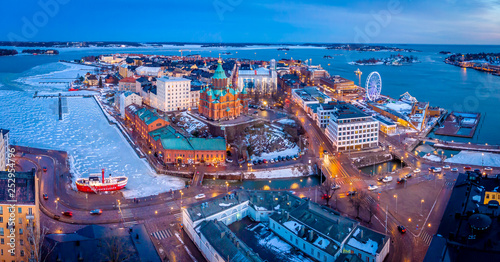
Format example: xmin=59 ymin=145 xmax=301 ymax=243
xmin=76 ymin=183 xmax=126 ymax=193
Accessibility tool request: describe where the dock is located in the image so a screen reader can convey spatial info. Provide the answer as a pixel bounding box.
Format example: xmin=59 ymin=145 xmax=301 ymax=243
xmin=434 ymin=111 xmax=481 ymax=138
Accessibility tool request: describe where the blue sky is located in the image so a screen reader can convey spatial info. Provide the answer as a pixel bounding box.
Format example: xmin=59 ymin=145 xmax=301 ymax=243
xmin=1 ymin=0 xmax=499 ymax=44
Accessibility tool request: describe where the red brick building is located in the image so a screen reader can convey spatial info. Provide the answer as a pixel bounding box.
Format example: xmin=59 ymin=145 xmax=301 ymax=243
xmin=199 ymin=59 xmax=249 ymax=121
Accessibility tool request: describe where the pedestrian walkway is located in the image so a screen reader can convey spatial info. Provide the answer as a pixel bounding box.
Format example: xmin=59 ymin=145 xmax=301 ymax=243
xmin=152 ymin=229 xmax=173 ymax=240
xmin=420 ymin=231 xmax=433 ymax=246
xmin=174 ymin=213 xmax=182 ymax=221
xmin=445 ymin=181 xmax=455 ymax=186
xmin=334 ymin=177 xmax=361 ymax=185
xmin=120 ymin=208 xmax=134 ymax=220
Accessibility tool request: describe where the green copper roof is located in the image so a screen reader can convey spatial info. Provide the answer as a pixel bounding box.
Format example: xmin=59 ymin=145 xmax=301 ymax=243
xmin=149 ymin=126 xmax=226 ymax=151
xmin=136 ymin=108 xmax=160 ymax=125
xmin=212 ymin=61 xmax=227 ymax=80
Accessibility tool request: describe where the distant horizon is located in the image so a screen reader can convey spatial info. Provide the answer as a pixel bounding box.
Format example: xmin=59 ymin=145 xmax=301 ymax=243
xmin=1 ymin=41 xmax=500 ymax=46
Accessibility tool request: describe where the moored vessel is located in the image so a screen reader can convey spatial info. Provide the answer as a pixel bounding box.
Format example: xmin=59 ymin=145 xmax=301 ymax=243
xmin=75 ymin=169 xmax=128 ymax=193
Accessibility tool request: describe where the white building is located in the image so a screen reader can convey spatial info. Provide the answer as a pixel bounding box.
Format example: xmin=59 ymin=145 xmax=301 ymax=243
xmin=291 ymin=87 xmax=332 ymax=112
xmin=135 ymin=66 xmax=163 ymax=77
xmin=316 ymin=102 xmax=340 ymax=129
xmin=118 ymin=91 xmax=142 ymax=118
xmin=237 ymin=60 xmax=277 ymax=94
xmin=150 ymin=77 xmax=191 ymax=112
xmin=325 ymin=102 xmax=379 ymax=151
xmin=0 ymin=129 xmax=9 ymax=171
xmin=189 ymin=86 xmax=201 ymax=109
xmin=183 ymin=190 xmax=389 ymax=262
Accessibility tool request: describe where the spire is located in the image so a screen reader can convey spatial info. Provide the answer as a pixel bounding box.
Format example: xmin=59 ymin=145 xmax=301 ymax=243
xmin=212 ymin=58 xmax=227 ymax=80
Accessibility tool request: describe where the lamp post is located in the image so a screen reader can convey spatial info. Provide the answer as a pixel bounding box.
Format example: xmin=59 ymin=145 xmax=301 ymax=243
xmin=54 ymin=199 xmax=59 ymax=211
xmin=482 ymin=153 xmax=484 ymax=172
xmin=394 ymin=194 xmax=398 ymax=213
xmin=421 ymin=199 xmax=424 ymax=216
xmin=180 ymin=191 xmax=184 ymax=207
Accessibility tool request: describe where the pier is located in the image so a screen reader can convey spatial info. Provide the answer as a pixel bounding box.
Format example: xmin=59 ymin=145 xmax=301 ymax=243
xmin=434 ymin=111 xmax=481 ymax=138
xmin=33 ymin=91 xmax=94 ymax=98
xmin=433 ymin=141 xmax=500 ymax=153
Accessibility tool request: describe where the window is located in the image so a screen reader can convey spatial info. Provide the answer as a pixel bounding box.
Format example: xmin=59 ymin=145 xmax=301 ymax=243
xmin=0 ymin=228 xmax=3 ymax=236
xmin=20 ymin=240 xmax=23 ymax=246
xmin=21 ymin=250 xmax=24 ymax=257
xmin=18 ymin=218 xmax=21 ymax=224
xmin=0 ymin=207 xmax=2 ymax=215
xmin=19 ymin=229 xmax=23 ymax=235
xmin=18 ymin=208 xmax=22 ymax=214
xmin=0 ymin=217 xmax=2 ymax=223
xmin=1 ymin=238 xmax=3 ymax=244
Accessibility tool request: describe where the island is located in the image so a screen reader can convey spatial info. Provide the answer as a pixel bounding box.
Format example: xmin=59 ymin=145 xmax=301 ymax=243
xmin=22 ymin=49 xmax=59 ymax=55
xmin=349 ymin=54 xmax=419 ymax=66
xmin=445 ymin=52 xmax=500 ymax=75
xmin=0 ymin=49 xmax=18 ymax=56
xmin=324 ymin=44 xmax=420 ymax=52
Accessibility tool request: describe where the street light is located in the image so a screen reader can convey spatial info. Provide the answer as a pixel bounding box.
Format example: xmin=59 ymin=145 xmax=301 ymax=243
xmin=421 ymin=199 xmax=424 ymax=216
xmin=180 ymin=191 xmax=184 ymax=206
xmin=54 ymin=200 xmax=58 ymax=211
xmin=394 ymin=194 xmax=398 ymax=213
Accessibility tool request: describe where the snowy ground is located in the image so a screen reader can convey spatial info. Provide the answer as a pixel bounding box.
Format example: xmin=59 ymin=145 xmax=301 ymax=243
xmin=423 ymin=154 xmax=442 ymax=162
xmin=277 ymin=118 xmax=296 ymax=126
xmin=445 ymin=151 xmax=500 ymax=167
xmin=15 ymin=62 xmax=96 ymax=91
xmin=178 ymin=112 xmax=207 ymax=134
xmin=244 ymin=165 xmax=312 ymax=179
xmin=251 ymin=146 xmax=300 ymax=161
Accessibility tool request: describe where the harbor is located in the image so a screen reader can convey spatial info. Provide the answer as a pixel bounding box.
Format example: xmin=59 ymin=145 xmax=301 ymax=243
xmin=434 ymin=111 xmax=481 ymax=138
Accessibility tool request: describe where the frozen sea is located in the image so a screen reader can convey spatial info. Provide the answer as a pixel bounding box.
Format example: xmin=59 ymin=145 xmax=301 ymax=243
xmin=0 ymin=62 xmax=186 ymax=198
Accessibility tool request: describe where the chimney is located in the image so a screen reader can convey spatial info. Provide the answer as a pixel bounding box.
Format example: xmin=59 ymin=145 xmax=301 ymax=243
xmin=308 ymin=230 xmax=314 ymax=242
xmin=102 ymin=168 xmax=105 ymax=183
xmin=236 ymin=241 xmax=240 ymax=248
xmin=300 ymin=226 xmax=305 ymax=237
xmin=285 ymin=212 xmax=290 ymax=220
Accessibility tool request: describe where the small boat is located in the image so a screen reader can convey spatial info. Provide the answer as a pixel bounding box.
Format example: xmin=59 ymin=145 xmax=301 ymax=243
xmin=75 ymin=169 xmax=128 ymax=193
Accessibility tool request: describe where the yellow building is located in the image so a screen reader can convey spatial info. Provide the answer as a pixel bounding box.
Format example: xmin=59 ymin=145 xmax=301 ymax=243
xmin=0 ymin=169 xmax=39 ymax=262
xmin=484 ymin=191 xmax=500 ymax=205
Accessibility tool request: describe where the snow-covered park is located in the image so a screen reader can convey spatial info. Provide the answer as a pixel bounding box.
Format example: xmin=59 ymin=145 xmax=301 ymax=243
xmin=445 ymin=151 xmax=500 ymax=167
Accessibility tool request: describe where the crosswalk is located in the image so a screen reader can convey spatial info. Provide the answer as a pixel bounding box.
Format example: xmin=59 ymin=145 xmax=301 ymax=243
xmin=120 ymin=208 xmax=134 ymax=220
xmin=334 ymin=177 xmax=361 ymax=185
xmin=445 ymin=181 xmax=455 ymax=186
xmin=152 ymin=229 xmax=173 ymax=240
xmin=420 ymin=231 xmax=433 ymax=246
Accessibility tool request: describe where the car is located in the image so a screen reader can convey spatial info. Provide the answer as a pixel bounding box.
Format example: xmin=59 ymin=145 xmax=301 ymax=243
xmin=405 ymin=173 xmax=413 ymax=179
xmin=270 ymin=159 xmax=275 ymax=164
xmin=53 ymin=215 xmax=61 ymax=220
xmin=42 ymin=166 xmax=47 ymax=172
xmin=62 ymin=211 xmax=73 ymax=217
xmin=247 ymin=162 xmax=253 ymax=166
xmin=382 ymin=176 xmax=393 ymax=183
xmin=414 ymin=168 xmax=421 ymax=173
xmin=274 ymin=158 xmax=279 ymax=163
xmin=252 ymin=160 xmax=257 ymax=165
xmin=294 ymin=155 xmax=299 ymax=159
xmin=398 ymin=225 xmax=406 ymax=233
xmin=289 ymin=191 xmax=296 ymax=195
xmin=451 ymin=168 xmax=458 ymax=172
xmin=292 ymin=157 xmax=297 ymax=160
xmin=368 ymin=185 xmax=379 ymax=191
xmin=464 ymin=166 xmax=472 ymax=170
xmin=195 ymin=194 xmax=206 ymax=200
xmin=346 ymin=191 xmax=357 ymax=196
xmin=43 ymin=193 xmax=48 ymax=200
xmin=397 ymin=177 xmax=407 ymax=184
xmin=285 ymin=156 xmax=290 ymax=160
xmin=90 ymin=209 xmax=102 ymax=215
xmin=253 ymin=111 xmax=258 ymax=114
xmin=226 ymin=158 xmax=233 ymax=163
xmin=433 ymin=168 xmax=442 ymax=173
xmin=323 ymin=150 xmax=329 ymax=155
xmin=474 ymin=169 xmax=481 ymax=173
xmin=485 ymin=167 xmax=493 ymax=171
xmin=258 ymin=160 xmax=263 ymax=164
xmin=263 ymin=159 xmax=268 ymax=164
xmin=429 ymin=167 xmax=436 ymax=171
xmin=377 ymin=177 xmax=385 ymax=182
xmin=443 ymin=165 xmax=451 ymax=169
xmin=332 ymin=184 xmax=341 ymax=190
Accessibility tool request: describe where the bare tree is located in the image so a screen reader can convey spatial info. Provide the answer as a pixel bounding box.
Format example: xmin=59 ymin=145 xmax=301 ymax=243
xmin=26 ymin=225 xmax=57 ymax=262
xmin=349 ymin=190 xmax=367 ymax=219
xmin=318 ymin=179 xmax=334 ymax=207
xmin=101 ymin=234 xmax=135 ymax=262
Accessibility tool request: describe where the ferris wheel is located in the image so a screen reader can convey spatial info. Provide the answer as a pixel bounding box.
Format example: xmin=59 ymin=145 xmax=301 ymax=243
xmin=365 ymin=71 xmax=382 ymax=101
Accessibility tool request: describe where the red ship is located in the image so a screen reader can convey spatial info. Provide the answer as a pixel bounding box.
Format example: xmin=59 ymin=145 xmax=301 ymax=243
xmin=75 ymin=169 xmax=128 ymax=193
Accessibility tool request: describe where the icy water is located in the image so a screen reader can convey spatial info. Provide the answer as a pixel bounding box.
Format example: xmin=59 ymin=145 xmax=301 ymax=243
xmin=1 ymin=44 xmax=500 ymax=196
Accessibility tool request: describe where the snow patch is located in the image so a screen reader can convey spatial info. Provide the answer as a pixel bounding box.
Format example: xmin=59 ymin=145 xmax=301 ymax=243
xmin=445 ymin=151 xmax=500 ymax=167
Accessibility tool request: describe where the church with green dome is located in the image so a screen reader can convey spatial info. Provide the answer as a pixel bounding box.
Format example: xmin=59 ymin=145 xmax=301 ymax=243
xmin=199 ymin=59 xmax=249 ymax=121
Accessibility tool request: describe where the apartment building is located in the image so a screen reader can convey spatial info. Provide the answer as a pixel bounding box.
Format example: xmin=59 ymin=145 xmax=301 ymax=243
xmin=325 ymin=102 xmax=379 ymax=151
xmin=151 ymin=77 xmax=191 ymax=112
xmin=0 ymin=169 xmax=39 ymax=262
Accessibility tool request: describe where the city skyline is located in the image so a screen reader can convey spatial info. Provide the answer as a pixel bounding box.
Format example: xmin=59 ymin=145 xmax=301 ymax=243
xmin=2 ymin=0 xmax=500 ymax=45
